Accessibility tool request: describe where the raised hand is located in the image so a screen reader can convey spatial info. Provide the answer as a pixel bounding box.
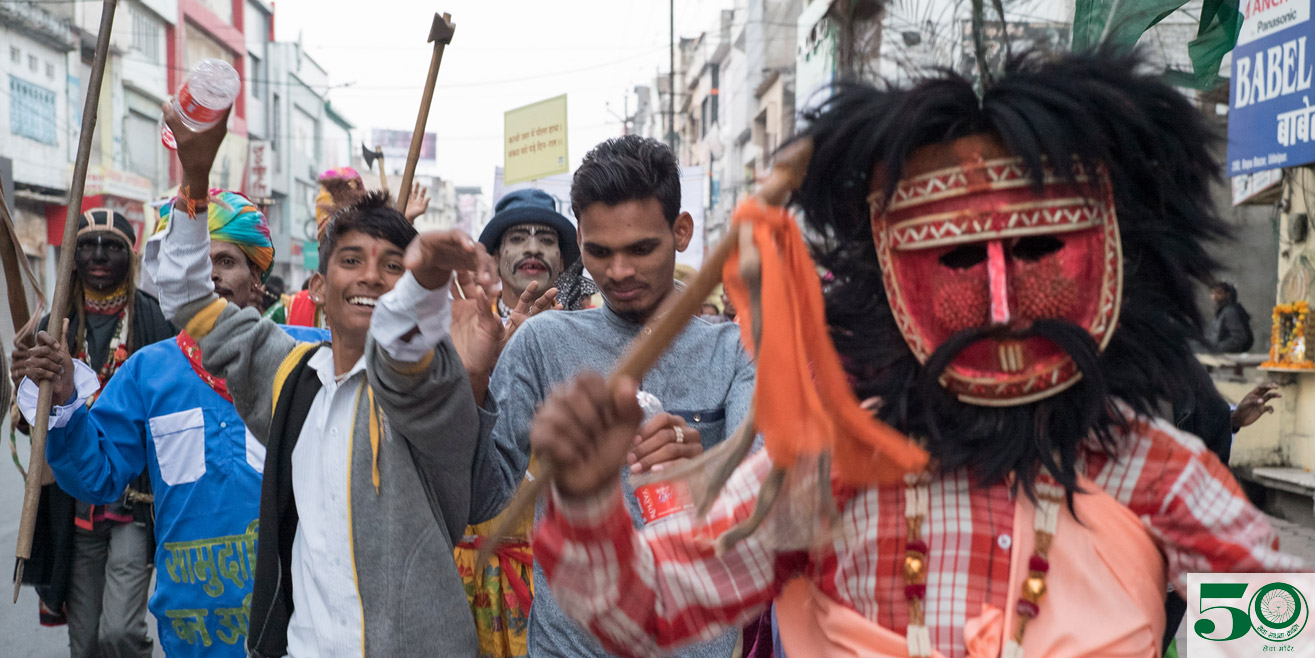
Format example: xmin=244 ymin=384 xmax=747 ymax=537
xmin=404 ymin=183 xmax=431 ymax=222
xmin=161 ymin=101 xmax=230 ymax=185
xmin=531 ymin=373 xmax=643 ymax=500
xmin=450 ymin=270 xmax=504 ymax=389
xmin=1232 ymin=382 xmax=1281 ymax=432
xmin=403 ymin=229 xmax=481 ymax=290
xmin=503 ymin=280 xmax=559 ymax=348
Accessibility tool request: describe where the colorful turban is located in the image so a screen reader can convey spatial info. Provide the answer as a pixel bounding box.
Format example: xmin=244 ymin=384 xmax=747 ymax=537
xmin=315 ymin=167 xmax=365 ymax=239
xmin=157 ymin=189 xmax=275 ymax=281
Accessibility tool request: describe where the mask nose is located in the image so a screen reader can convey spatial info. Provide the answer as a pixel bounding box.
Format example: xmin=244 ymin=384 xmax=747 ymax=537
xmin=987 ymin=240 xmax=1010 ymax=326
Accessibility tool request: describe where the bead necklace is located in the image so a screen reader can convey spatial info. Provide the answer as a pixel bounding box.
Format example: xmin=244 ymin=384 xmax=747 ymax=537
xmin=902 ymin=473 xmax=1063 ymax=658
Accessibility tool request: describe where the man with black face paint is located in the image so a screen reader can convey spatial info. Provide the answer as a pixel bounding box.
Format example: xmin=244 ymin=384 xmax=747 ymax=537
xmin=10 ymin=209 xmax=173 ymax=658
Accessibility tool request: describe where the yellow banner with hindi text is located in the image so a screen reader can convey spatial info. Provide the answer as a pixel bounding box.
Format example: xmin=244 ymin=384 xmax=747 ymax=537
xmin=504 ymin=95 xmax=568 ymax=185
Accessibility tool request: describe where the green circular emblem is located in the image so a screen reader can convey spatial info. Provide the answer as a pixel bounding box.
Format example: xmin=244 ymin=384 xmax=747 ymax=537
xmin=1250 ymin=582 xmax=1309 ymax=642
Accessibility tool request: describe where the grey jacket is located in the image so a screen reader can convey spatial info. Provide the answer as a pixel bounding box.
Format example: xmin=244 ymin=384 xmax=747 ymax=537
xmin=174 ymin=298 xmax=502 ymax=657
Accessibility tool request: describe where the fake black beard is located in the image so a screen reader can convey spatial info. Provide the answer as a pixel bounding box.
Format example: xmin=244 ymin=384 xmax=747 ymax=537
xmin=900 ymin=318 xmax=1122 ymax=502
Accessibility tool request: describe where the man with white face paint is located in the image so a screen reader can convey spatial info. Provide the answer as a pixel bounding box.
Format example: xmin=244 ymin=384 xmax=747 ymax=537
xmin=478 ymin=189 xmax=585 ymax=320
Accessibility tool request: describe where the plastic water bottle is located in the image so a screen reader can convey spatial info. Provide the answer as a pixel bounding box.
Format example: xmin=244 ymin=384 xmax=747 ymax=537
xmin=160 ymin=59 xmax=240 ymax=150
xmin=634 ymin=391 xmax=693 ymax=526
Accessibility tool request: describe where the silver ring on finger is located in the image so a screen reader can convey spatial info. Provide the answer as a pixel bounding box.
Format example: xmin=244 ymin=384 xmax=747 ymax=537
xmin=674 ymin=426 xmax=684 ymax=444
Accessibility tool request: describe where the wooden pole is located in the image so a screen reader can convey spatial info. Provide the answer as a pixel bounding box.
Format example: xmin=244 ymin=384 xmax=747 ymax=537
xmin=0 ymin=192 xmax=33 ymax=344
xmin=376 ymin=149 xmax=390 ymax=198
xmin=396 ymin=13 xmax=455 ymax=213
xmin=14 ymin=0 xmax=120 ymax=603
xmin=476 ymin=140 xmax=814 ymax=568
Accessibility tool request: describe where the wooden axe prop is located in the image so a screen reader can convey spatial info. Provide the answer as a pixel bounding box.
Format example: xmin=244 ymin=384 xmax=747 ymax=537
xmin=361 ymin=143 xmax=389 ymax=193
xmin=396 ymin=13 xmax=455 ymax=213
xmin=14 ymin=0 xmax=120 ymax=603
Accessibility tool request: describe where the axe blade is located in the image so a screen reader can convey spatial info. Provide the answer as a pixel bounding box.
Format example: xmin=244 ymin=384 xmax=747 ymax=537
xmin=429 ymin=12 xmax=456 ymax=44
xmin=362 ymin=142 xmax=378 ymax=170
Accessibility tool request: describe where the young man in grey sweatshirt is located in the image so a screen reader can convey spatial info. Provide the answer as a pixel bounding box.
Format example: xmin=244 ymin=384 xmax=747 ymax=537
xmin=482 ymin=135 xmax=756 ymax=658
xmin=146 ymin=104 xmax=510 ymax=658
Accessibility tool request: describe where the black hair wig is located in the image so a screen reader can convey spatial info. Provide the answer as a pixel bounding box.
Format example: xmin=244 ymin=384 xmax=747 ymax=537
xmin=319 ymin=191 xmax=418 ymax=274
xmin=794 ymin=49 xmax=1230 ymax=498
xmin=571 ymin=135 xmax=683 ymax=224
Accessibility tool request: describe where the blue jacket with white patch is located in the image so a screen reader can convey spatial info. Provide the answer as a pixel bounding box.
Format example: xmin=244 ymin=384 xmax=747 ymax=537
xmin=42 ymin=326 xmax=329 ymax=658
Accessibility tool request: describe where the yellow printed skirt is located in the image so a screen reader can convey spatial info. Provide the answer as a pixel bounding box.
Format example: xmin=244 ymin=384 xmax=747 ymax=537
xmin=455 ymin=492 xmax=536 ymax=658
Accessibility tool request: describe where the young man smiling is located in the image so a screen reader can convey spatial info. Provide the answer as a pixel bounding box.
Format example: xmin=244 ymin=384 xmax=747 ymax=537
xmin=15 ymin=191 xmax=327 ymax=656
xmin=145 ymin=105 xmax=514 ymax=658
xmin=483 ymin=135 xmax=755 ymax=658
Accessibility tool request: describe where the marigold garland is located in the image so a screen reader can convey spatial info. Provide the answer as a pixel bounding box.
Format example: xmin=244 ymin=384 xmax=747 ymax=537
xmin=1263 ymin=301 xmax=1315 ymax=369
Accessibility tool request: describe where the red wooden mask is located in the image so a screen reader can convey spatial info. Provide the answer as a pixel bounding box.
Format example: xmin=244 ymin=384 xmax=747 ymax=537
xmin=869 ymin=136 xmax=1122 ymax=406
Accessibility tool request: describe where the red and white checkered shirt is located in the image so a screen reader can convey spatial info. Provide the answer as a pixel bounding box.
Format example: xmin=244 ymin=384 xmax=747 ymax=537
xmin=535 ymin=412 xmax=1304 ymax=658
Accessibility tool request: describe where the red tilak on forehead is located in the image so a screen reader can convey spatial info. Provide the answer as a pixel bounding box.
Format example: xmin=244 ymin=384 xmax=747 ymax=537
xmin=371 ymin=245 xmax=378 ymax=258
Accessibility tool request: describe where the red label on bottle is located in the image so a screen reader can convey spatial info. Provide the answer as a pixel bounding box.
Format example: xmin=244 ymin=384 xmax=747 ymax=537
xmin=177 ymin=81 xmax=227 ymax=126
xmin=635 ymin=481 xmax=691 ymax=524
xmin=160 ymin=123 xmax=177 ymax=150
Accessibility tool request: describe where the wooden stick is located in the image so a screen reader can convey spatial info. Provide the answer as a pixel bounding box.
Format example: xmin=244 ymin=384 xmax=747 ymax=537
xmin=0 ymin=192 xmax=35 ymax=346
xmin=476 ymin=140 xmax=816 ymax=568
xmin=376 ymin=149 xmax=390 ymax=197
xmin=14 ymin=0 xmax=119 ymax=603
xmin=396 ymin=13 xmax=455 ymax=213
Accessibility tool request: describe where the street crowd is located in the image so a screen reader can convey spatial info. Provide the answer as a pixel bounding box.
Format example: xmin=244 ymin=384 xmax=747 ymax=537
xmin=5 ymin=49 xmax=1308 ymax=658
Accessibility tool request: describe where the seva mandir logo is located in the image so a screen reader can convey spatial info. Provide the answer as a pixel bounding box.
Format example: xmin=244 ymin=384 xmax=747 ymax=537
xmin=1251 ymin=582 xmax=1308 ymax=641
xmin=1188 ymin=574 xmax=1315 ymax=657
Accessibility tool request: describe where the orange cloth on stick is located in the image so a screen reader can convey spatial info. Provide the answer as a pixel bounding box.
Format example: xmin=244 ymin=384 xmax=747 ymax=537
xmin=721 ymin=198 xmax=927 ymax=487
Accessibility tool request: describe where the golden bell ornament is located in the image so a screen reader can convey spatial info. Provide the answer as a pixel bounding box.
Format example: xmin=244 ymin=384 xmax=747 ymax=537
xmin=904 ymin=555 xmax=925 ymax=581
xmin=1023 ymin=575 xmax=1047 ymax=602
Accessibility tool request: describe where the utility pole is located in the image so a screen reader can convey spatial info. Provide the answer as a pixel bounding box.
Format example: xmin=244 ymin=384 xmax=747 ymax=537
xmin=668 ymin=0 xmax=676 ymax=150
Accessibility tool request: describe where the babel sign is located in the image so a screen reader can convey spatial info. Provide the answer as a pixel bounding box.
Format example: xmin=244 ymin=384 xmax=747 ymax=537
xmin=1229 ymin=0 xmax=1315 ymax=175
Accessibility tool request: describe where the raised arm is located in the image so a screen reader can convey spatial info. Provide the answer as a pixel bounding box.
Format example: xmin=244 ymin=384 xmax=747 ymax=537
xmin=364 ymin=229 xmax=512 ymax=534
xmin=143 ymin=102 xmax=294 ymax=440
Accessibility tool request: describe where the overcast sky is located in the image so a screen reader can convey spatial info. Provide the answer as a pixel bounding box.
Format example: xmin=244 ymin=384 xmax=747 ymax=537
xmin=274 ymin=0 xmax=736 ymax=192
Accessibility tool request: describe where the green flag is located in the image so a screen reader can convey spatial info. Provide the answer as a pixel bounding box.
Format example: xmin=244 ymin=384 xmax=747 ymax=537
xmin=1071 ymin=0 xmax=1242 ymax=89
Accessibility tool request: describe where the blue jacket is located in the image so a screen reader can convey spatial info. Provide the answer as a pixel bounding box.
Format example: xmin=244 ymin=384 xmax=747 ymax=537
xmin=45 ymin=326 xmax=329 ymax=657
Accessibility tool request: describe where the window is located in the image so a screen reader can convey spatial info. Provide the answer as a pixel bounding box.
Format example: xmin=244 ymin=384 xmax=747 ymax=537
xmin=9 ymin=47 xmax=19 ymax=64
xmin=126 ymin=110 xmax=160 ymax=180
xmin=196 ymin=0 xmax=234 ymax=25
xmin=701 ymin=96 xmax=711 ymax=139
xmin=45 ymin=63 xmax=54 ymax=79
xmin=132 ymin=7 xmax=163 ymax=64
xmin=184 ymin=22 xmax=234 ymax=71
xmin=28 ymin=55 xmax=38 ymax=73
xmin=271 ymin=93 xmax=281 ymax=151
xmin=10 ymin=76 xmax=58 ymax=145
xmin=248 ymin=55 xmax=263 ymax=100
xmin=293 ymin=107 xmax=317 ymax=161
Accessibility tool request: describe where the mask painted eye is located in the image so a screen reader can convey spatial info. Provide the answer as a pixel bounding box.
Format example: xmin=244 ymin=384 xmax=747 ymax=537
xmin=1011 ymin=236 xmax=1063 ymax=261
xmin=938 ymin=244 xmax=987 ymax=269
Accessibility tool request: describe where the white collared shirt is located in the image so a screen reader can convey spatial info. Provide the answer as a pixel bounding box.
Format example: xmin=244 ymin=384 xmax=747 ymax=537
xmin=282 ymin=271 xmax=453 ymax=658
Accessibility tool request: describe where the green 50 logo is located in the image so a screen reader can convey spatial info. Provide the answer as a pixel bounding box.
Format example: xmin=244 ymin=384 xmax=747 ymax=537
xmin=1195 ymin=581 xmax=1309 ymax=643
